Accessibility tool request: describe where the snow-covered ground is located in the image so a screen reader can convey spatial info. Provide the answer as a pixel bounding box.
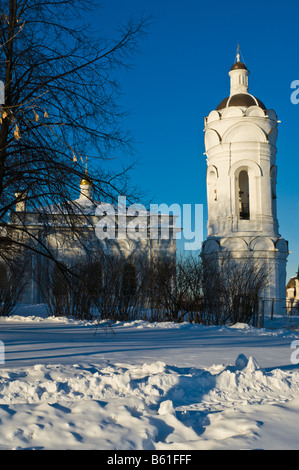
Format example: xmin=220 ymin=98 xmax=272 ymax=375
xmin=0 ymin=304 xmax=299 ymax=450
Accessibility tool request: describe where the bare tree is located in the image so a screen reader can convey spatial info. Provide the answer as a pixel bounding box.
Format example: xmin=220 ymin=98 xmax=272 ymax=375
xmin=0 ymin=0 xmax=149 ymax=267
xmin=93 ymin=253 xmax=150 ymax=322
xmin=146 ymin=251 xmax=268 ymax=326
xmin=202 ymin=252 xmax=269 ymax=325
xmin=147 ymin=254 xmax=204 ymax=323
xmin=37 ymin=252 xmax=150 ymax=321
xmin=0 ymin=249 xmax=29 ymax=315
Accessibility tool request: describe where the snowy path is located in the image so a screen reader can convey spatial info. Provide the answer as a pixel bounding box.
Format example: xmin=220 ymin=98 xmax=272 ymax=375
xmin=1 ymin=314 xmax=297 ymax=369
xmin=0 ymin=310 xmax=299 ymax=450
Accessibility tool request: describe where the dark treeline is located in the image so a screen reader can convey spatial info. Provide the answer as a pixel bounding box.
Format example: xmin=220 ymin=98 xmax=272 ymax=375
xmin=0 ymin=251 xmax=268 ymax=326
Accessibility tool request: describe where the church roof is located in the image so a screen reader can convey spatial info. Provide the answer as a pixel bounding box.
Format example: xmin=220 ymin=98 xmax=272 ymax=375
xmin=230 ymin=60 xmax=248 ymax=71
xmin=216 ymin=93 xmax=266 ymax=111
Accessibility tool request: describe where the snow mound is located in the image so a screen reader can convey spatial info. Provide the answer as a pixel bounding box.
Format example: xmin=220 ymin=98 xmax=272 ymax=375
xmin=0 ymin=354 xmax=298 ymax=449
xmin=0 ymin=310 xmax=299 ymax=450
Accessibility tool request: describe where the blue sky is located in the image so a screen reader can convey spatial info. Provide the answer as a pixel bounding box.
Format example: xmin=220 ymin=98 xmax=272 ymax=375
xmin=87 ymin=0 xmax=299 ymax=279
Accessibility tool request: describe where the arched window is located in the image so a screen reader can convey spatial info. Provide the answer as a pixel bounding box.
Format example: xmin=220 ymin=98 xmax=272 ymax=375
xmin=122 ymin=262 xmax=137 ymax=299
xmin=207 ymin=167 xmax=218 ymax=222
xmin=208 ymin=170 xmax=218 ymax=203
xmin=270 ymin=165 xmax=277 ymax=218
xmin=238 ymin=170 xmax=250 ymax=220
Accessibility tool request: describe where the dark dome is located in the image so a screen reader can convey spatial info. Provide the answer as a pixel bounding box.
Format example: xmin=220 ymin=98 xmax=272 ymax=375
xmin=216 ymin=93 xmax=266 ymax=110
xmin=230 ymin=61 xmax=248 ymax=71
xmin=216 ymin=97 xmax=229 ymax=109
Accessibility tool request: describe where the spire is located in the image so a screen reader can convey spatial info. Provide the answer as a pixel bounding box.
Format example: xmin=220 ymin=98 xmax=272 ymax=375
xmin=79 ymin=155 xmax=92 ymax=200
xmin=228 ymin=46 xmax=249 ymax=96
xmin=80 ymin=156 xmax=91 ymax=186
xmin=236 ymin=44 xmax=241 ymax=63
xmin=233 ymin=44 xmax=246 ymax=66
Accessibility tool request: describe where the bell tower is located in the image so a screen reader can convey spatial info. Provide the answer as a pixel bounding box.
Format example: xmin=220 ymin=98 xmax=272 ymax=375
xmin=202 ymin=52 xmax=289 ymax=314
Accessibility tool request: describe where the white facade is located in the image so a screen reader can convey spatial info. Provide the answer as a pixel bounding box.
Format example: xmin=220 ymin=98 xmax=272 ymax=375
xmin=286 ymin=276 xmax=299 ymax=314
xmin=10 ymin=178 xmax=178 ymax=304
xmin=202 ymin=55 xmax=289 ymax=314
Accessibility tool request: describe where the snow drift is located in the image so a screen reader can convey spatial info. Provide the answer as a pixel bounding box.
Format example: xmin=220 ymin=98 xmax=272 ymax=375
xmin=0 ymin=311 xmax=299 ymax=450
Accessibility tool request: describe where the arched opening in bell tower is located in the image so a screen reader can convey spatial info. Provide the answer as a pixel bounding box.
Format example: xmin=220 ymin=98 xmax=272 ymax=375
xmin=238 ymin=170 xmax=250 ymax=220
xmin=208 ymin=169 xmax=218 ymax=205
xmin=207 ymin=166 xmax=218 ymax=235
xmin=270 ymin=165 xmax=277 ymax=219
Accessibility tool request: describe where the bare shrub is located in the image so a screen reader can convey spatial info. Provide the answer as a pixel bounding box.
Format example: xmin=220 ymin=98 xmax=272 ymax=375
xmin=147 ymin=254 xmax=204 ymax=323
xmin=146 ymin=251 xmax=268 ymax=326
xmin=37 ymin=247 xmax=268 ymax=326
xmin=201 ymin=252 xmax=269 ymax=325
xmin=38 ymin=261 xmax=73 ymax=317
xmin=38 ymin=253 xmax=150 ymax=321
xmin=0 ymin=254 xmax=29 ymax=316
xmin=93 ymin=254 xmax=150 ymax=322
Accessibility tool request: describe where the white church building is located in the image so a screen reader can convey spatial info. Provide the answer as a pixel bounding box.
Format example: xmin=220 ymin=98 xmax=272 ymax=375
xmin=201 ymin=53 xmax=289 ymax=314
xmin=10 ymin=176 xmax=178 ymax=304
